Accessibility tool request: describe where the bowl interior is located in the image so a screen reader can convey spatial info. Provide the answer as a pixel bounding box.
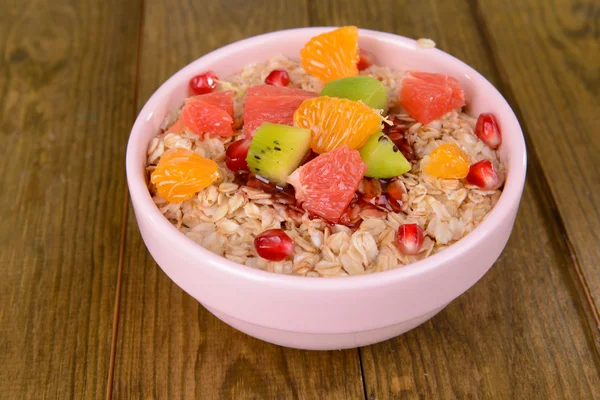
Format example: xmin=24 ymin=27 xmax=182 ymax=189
xmin=127 ymin=27 xmax=526 ymax=284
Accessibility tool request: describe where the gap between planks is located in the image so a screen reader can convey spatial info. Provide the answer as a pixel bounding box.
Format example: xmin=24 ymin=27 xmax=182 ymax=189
xmin=105 ymin=0 xmax=146 ymax=399
xmin=468 ymin=0 xmax=600 ymax=339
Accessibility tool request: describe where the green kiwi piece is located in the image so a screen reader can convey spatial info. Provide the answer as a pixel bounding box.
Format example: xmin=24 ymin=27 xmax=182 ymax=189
xmin=320 ymin=76 xmax=388 ymax=114
xmin=246 ymin=123 xmax=311 ymax=185
xmin=359 ymin=131 xmax=411 ymax=178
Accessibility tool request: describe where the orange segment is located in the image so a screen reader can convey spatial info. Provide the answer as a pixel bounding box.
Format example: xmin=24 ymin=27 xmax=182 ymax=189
xmin=151 ymin=148 xmax=219 ymax=202
xmin=294 ymin=97 xmax=383 ymax=154
xmin=300 ymin=26 xmax=359 ymax=82
xmin=423 ymin=143 xmax=470 ymax=179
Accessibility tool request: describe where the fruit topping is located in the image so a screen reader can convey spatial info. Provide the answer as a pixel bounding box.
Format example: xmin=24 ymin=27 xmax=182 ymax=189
xmin=359 ymin=132 xmax=411 ymax=178
xmin=264 ymin=69 xmax=290 ymax=86
xmin=225 ymin=138 xmax=252 ymax=173
xmin=189 ymin=71 xmax=219 ymax=95
xmin=395 ymin=224 xmax=424 ymax=255
xmin=423 ymin=143 xmax=470 ymax=179
xmin=475 ymin=113 xmax=502 ymax=148
xmin=320 ymin=76 xmax=388 ymax=113
xmin=294 ymin=96 xmax=383 ymax=153
xmin=246 ymin=123 xmax=311 ymax=186
xmin=254 ymin=229 xmax=295 ymax=261
xmin=242 ymin=85 xmax=317 ymax=137
xmin=150 ymin=148 xmax=219 ymax=203
xmin=400 ymin=71 xmax=465 ymax=125
xmin=287 ymin=146 xmax=366 ymax=223
xmin=167 ymin=91 xmax=234 ymax=137
xmin=356 ymin=48 xmax=374 ymax=71
xmin=300 ymin=26 xmax=359 ymax=82
xmin=466 ymin=159 xmax=499 ymax=190
xmin=382 ymin=115 xmax=415 ymax=161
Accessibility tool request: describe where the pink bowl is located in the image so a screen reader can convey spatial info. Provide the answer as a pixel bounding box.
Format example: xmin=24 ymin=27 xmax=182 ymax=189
xmin=126 ymin=28 xmax=527 ymax=350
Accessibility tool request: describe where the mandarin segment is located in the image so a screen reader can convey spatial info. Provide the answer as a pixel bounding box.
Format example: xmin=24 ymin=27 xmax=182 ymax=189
xmin=151 ymin=148 xmax=219 ymax=202
xmin=300 ymin=26 xmax=359 ymax=82
xmin=423 ymin=143 xmax=470 ymax=179
xmin=294 ymin=96 xmax=383 ymax=154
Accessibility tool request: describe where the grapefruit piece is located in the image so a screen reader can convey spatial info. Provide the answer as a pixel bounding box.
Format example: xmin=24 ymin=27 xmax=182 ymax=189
xmin=166 ymin=91 xmax=234 ymax=137
xmin=400 ymin=71 xmax=465 ymax=125
xmin=287 ymin=146 xmax=366 ymax=223
xmin=242 ymin=85 xmax=317 ymax=137
xmin=294 ymin=96 xmax=383 ymax=153
xmin=300 ymin=26 xmax=359 ymax=82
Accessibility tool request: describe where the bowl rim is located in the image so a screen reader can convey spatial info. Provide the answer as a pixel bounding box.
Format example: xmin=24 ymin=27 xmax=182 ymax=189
xmin=126 ymin=27 xmax=527 ymax=291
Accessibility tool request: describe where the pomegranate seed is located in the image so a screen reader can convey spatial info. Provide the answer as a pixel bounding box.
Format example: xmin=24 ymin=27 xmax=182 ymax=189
xmin=356 ymin=48 xmax=375 ymax=71
xmin=475 ymin=113 xmax=502 ymax=148
xmin=383 ymin=116 xmax=415 ymax=161
xmin=396 ymin=224 xmax=424 ymax=255
xmin=254 ymin=229 xmax=295 ymax=261
xmin=225 ymin=138 xmax=251 ymax=173
xmin=264 ymin=69 xmax=290 ymax=86
xmin=189 ymin=71 xmax=219 ymax=95
xmin=466 ymin=160 xmax=499 ymax=190
xmin=385 ymin=179 xmax=405 ymax=212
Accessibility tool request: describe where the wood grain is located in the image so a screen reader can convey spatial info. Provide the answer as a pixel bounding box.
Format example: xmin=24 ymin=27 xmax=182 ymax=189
xmin=475 ymin=0 xmax=600 ymax=315
xmin=0 ymin=0 xmax=141 ymax=398
xmin=111 ymin=1 xmax=365 ymax=399
xmin=310 ymin=0 xmax=600 ymax=398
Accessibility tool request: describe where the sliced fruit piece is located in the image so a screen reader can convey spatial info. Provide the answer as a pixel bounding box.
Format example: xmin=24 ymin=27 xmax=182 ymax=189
xmin=167 ymin=91 xmax=234 ymax=137
xmin=423 ymin=143 xmax=470 ymax=179
xmin=300 ymin=26 xmax=359 ymax=82
xmin=225 ymin=138 xmax=252 ymax=173
xmin=475 ymin=113 xmax=502 ymax=148
xmin=246 ymin=123 xmax=311 ymax=185
xmin=254 ymin=229 xmax=295 ymax=261
xmin=242 ymin=85 xmax=317 ymax=137
xmin=189 ymin=71 xmax=218 ymax=95
xmin=383 ymin=115 xmax=415 ymax=161
xmin=466 ymin=159 xmax=499 ymax=190
xmin=150 ymin=148 xmax=219 ymax=203
xmin=187 ymin=91 xmax=234 ymax=119
xmin=320 ymin=76 xmax=388 ymax=113
xmin=400 ymin=71 xmax=465 ymax=124
xmin=356 ymin=48 xmax=374 ymax=71
xmin=294 ymin=96 xmax=383 ymax=153
xmin=359 ymin=132 xmax=411 ymax=178
xmin=286 ymin=146 xmax=366 ymax=223
xmin=264 ymin=69 xmax=290 ymax=86
xmin=396 ymin=224 xmax=424 ymax=255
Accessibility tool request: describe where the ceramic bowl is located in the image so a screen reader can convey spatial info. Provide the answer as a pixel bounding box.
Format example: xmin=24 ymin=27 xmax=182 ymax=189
xmin=126 ymin=28 xmax=527 ymax=350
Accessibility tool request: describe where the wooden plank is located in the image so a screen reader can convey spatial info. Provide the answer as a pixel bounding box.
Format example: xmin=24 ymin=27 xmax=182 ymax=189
xmin=0 ymin=0 xmax=141 ymax=398
xmin=309 ymin=0 xmax=600 ymax=398
xmin=111 ymin=1 xmax=365 ymax=398
xmin=474 ymin=0 xmax=600 ymax=314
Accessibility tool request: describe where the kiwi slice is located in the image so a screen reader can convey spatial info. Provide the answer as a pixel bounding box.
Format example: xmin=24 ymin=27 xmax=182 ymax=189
xmin=246 ymin=123 xmax=311 ymax=185
xmin=359 ymin=132 xmax=411 ymax=178
xmin=320 ymin=76 xmax=388 ymax=114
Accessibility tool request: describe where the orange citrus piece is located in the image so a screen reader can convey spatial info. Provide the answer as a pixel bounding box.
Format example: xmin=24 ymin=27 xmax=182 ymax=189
xmin=294 ymin=97 xmax=383 ymax=154
xmin=423 ymin=143 xmax=470 ymax=179
xmin=151 ymin=148 xmax=219 ymax=202
xmin=300 ymin=26 xmax=359 ymax=82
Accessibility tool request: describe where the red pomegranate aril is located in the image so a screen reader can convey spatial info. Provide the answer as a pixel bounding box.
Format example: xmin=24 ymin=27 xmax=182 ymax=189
xmin=225 ymin=138 xmax=252 ymax=173
xmin=189 ymin=71 xmax=219 ymax=95
xmin=254 ymin=229 xmax=295 ymax=261
xmin=475 ymin=113 xmax=502 ymax=148
xmin=396 ymin=224 xmax=424 ymax=255
xmin=383 ymin=116 xmax=415 ymax=161
xmin=356 ymin=48 xmax=375 ymax=71
xmin=466 ymin=160 xmax=499 ymax=190
xmin=264 ymin=69 xmax=290 ymax=86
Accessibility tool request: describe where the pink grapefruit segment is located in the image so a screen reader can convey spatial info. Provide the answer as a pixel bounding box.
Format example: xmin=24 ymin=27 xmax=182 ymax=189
xmin=286 ymin=146 xmax=366 ymax=223
xmin=166 ymin=91 xmax=234 ymax=137
xmin=400 ymin=71 xmax=465 ymax=125
xmin=242 ymin=85 xmax=317 ymax=137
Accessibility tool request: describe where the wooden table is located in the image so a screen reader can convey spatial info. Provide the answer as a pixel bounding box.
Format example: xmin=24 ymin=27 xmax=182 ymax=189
xmin=1 ymin=0 xmax=599 ymax=398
